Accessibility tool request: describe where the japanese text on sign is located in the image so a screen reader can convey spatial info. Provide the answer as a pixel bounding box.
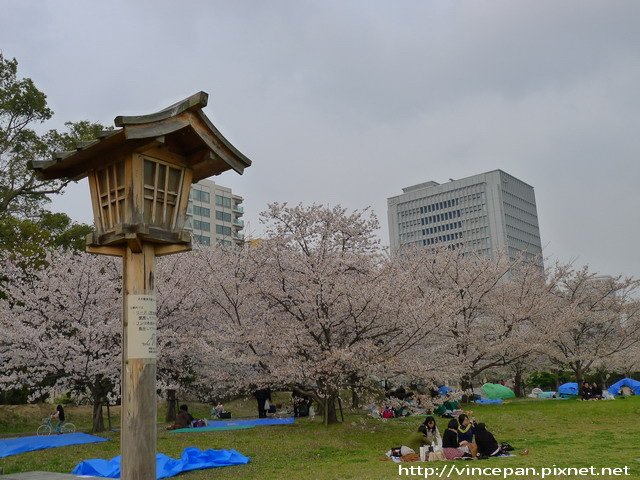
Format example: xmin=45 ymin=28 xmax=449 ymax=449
xmin=127 ymin=294 xmax=157 ymax=359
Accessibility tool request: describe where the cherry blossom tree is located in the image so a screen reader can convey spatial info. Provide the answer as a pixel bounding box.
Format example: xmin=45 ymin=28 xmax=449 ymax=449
xmin=155 ymin=251 xmax=217 ymax=420
xmin=0 ymin=249 xmax=121 ymax=432
xmin=607 ymin=342 xmax=640 ymax=379
xmin=190 ymin=242 xmax=273 ymax=401
xmin=403 ymin=246 xmax=551 ymax=393
xmin=225 ymin=204 xmax=461 ymax=423
xmin=542 ymin=265 xmax=640 ymax=386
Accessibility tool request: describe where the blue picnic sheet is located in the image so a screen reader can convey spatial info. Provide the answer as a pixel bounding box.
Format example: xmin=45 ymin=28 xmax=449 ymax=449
xmin=474 ymin=398 xmax=503 ymax=405
xmin=208 ymin=416 xmax=295 ymax=428
xmin=0 ymin=432 xmax=108 ymax=458
xmin=170 ymin=424 xmax=255 ymax=433
xmin=72 ymin=447 xmax=250 ymax=479
xmin=170 ymin=416 xmax=295 ymax=433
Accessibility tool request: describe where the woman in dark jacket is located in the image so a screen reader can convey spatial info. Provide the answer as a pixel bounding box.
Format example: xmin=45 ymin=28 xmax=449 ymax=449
xmin=475 ymin=423 xmax=502 ymax=457
xmin=442 ymin=419 xmax=469 ymax=459
xmin=442 ymin=419 xmax=460 ymax=448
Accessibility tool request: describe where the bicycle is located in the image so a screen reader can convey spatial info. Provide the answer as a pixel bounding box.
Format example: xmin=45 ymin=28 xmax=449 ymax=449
xmin=37 ymin=416 xmax=76 ymax=436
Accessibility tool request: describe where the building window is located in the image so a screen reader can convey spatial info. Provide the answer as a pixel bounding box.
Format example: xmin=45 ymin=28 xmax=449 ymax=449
xmin=193 ymin=205 xmax=210 ymax=217
xmin=191 ymin=189 xmax=210 ymax=203
xmin=215 ymin=195 xmax=232 ymax=208
xmin=216 ymin=224 xmax=232 ymax=236
xmin=193 ymin=234 xmax=211 ymax=246
xmin=216 ymin=210 xmax=232 ymax=222
xmin=193 ymin=220 xmax=210 ymax=232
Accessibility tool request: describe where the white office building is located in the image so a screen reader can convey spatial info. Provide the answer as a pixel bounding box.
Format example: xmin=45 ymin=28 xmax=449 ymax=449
xmin=186 ymin=178 xmax=244 ymax=247
xmin=387 ymin=170 xmax=542 ymax=264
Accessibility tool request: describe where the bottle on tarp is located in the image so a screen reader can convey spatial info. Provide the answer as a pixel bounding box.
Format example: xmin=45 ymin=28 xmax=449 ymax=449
xmin=419 ymin=446 xmax=427 ymax=462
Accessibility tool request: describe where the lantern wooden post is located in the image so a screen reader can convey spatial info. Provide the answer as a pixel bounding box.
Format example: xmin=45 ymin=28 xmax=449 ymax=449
xmin=122 ymin=244 xmax=157 ymax=479
xmin=30 ymin=92 xmax=252 ymax=480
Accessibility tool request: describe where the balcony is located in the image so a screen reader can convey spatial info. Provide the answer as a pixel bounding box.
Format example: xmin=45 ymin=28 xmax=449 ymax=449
xmin=233 ymin=218 xmax=244 ymax=228
xmin=232 ymin=204 xmax=244 ymax=215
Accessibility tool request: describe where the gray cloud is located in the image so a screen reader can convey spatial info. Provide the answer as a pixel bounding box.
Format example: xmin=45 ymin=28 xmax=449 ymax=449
xmin=2 ymin=0 xmax=638 ymax=277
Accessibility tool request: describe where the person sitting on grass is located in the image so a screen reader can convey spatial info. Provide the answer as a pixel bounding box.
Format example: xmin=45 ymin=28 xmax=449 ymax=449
xmin=457 ymin=413 xmax=478 ymax=458
xmin=581 ymin=381 xmax=592 ymax=400
xmin=422 ymin=416 xmax=442 ymax=449
xmin=474 ymin=423 xmax=506 ymax=457
xmin=211 ymin=401 xmax=225 ymax=418
xmin=51 ymin=404 xmax=65 ymax=434
xmin=590 ymin=382 xmax=602 ymax=400
xmin=167 ymin=404 xmax=194 ymax=430
xmin=442 ymin=419 xmax=471 ymax=460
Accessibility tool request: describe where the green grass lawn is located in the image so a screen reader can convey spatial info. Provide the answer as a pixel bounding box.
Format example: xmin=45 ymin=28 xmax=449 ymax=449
xmin=1 ymin=396 xmax=639 ymax=479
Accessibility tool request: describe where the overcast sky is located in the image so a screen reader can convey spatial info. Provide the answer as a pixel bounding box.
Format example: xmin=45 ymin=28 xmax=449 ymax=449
xmin=2 ymin=0 xmax=639 ymax=277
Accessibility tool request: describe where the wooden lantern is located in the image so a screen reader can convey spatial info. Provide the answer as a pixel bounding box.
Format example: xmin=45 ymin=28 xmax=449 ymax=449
xmin=32 ymin=91 xmax=251 ymax=255
xmin=30 ymin=92 xmax=251 ymax=480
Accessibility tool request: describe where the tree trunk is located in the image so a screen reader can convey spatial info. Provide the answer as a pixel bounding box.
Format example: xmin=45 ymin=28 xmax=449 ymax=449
xmin=599 ymin=371 xmax=608 ymax=391
xmin=166 ymin=389 xmax=177 ymax=422
xmin=92 ymin=396 xmax=105 ymax=433
xmin=514 ymin=367 xmax=524 ymax=398
xmin=460 ymin=375 xmax=474 ymax=403
xmin=319 ymin=394 xmax=340 ymax=425
xmin=349 ymin=373 xmax=359 ymax=409
xmin=574 ymin=362 xmax=583 ymax=388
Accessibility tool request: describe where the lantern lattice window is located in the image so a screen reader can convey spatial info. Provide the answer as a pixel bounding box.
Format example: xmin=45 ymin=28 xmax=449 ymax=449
xmin=143 ymin=157 xmax=184 ymax=230
xmin=95 ymin=160 xmax=126 ymax=232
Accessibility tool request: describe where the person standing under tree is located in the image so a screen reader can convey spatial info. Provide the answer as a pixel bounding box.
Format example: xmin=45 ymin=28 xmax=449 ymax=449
xmin=254 ymin=388 xmax=271 ymax=418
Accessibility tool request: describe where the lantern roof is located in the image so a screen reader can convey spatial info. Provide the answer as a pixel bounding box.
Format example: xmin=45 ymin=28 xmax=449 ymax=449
xmin=31 ymin=91 xmax=252 ymax=181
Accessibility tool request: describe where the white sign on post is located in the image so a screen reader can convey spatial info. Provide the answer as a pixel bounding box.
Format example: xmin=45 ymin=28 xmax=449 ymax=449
xmin=127 ymin=294 xmax=157 ymax=359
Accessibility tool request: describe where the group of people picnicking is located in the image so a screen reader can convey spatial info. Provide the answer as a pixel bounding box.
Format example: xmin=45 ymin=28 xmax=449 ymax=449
xmin=165 ymin=388 xmax=312 ymax=431
xmin=400 ymin=413 xmax=518 ymax=461
xmin=581 ymin=381 xmax=603 ymax=401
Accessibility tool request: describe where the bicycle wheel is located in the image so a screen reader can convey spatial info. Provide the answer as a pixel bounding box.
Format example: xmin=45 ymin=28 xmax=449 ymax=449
xmin=37 ymin=424 xmax=51 ymax=436
xmin=61 ymin=423 xmax=76 ymax=434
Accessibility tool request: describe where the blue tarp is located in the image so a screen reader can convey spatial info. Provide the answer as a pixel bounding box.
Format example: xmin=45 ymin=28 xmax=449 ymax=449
xmin=438 ymin=385 xmax=452 ymax=396
xmin=209 ymin=417 xmax=295 ymax=428
xmin=170 ymin=425 xmax=254 ymax=434
xmin=474 ymin=398 xmax=503 ymax=405
xmin=170 ymin=417 xmax=295 ymax=434
xmin=72 ymin=447 xmax=250 ymax=479
xmin=0 ymin=432 xmax=108 ymax=458
xmin=558 ymin=382 xmax=579 ymax=397
xmin=608 ymin=378 xmax=640 ymax=396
